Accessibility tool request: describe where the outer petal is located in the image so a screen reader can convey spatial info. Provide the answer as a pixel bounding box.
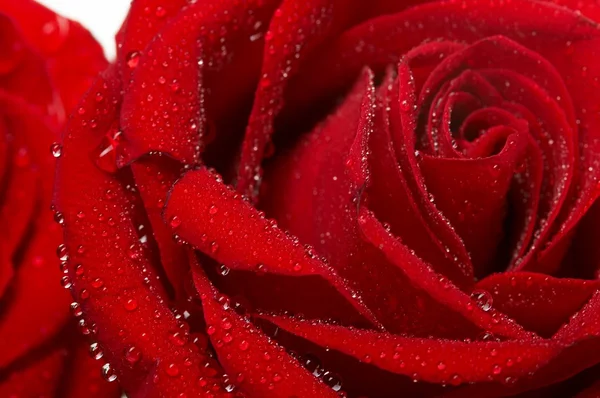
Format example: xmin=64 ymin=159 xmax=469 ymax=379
xmin=119 ymin=0 xmax=280 ymax=165
xmin=0 ymin=93 xmax=69 ymax=370
xmin=164 ymin=167 xmax=381 ymax=329
xmin=131 ymin=158 xmax=189 ymax=300
xmin=236 ymin=0 xmax=355 ymax=198
xmin=0 ymin=348 xmax=67 ymax=397
xmin=54 ymin=66 xmax=229 ymax=397
xmin=116 ymin=0 xmax=188 ymax=85
xmin=193 ymin=260 xmax=338 ymax=397
xmin=0 ymin=15 xmax=55 ymax=111
xmin=539 ymin=38 xmax=600 ymax=272
xmin=0 ymin=0 xmax=108 ymax=112
xmin=60 ymin=339 xmax=122 ymax=398
xmin=357 ymin=207 xmax=534 ymax=340
xmin=261 ymin=314 xmax=561 ymax=385
xmin=477 ymin=273 xmax=600 ymax=337
xmin=285 ymin=0 xmax=597 ymax=123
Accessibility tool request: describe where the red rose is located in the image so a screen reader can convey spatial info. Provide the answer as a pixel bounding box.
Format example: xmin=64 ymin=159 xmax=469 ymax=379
xmin=0 ymin=1 xmax=116 ymax=397
xmin=54 ymin=0 xmax=600 ymax=397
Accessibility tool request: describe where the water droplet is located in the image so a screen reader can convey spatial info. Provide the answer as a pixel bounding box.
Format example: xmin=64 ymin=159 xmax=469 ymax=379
xmin=169 ymin=331 xmax=188 ymax=346
xmin=70 ymin=302 xmax=83 ymax=317
xmin=221 ymin=318 xmax=233 ymax=331
xmin=223 ymin=375 xmax=236 ymax=392
xmin=91 ymin=128 xmax=122 ymax=174
xmin=209 ymin=205 xmax=219 ymax=215
xmin=60 ymin=276 xmax=72 ymax=289
xmin=124 ymin=346 xmax=141 ymax=364
xmin=54 ymin=211 xmax=65 ymax=226
xmin=50 ymin=142 xmax=63 ymax=158
xmin=74 ymin=263 xmax=85 ymax=276
xmin=101 ymin=363 xmax=117 ymax=382
xmin=80 ymin=289 xmax=90 ymax=300
xmin=219 ymin=265 xmax=230 ymax=276
xmin=91 ymin=278 xmax=104 ymax=289
xmin=126 ymin=51 xmax=141 ymax=69
xmin=492 ymin=364 xmax=502 ymax=375
xmin=79 ymin=318 xmax=95 ymax=335
xmin=166 ymin=363 xmax=179 ymax=377
xmin=238 ymin=340 xmax=249 ymax=351
xmin=470 ymin=290 xmax=493 ymax=312
xmin=170 ymin=215 xmax=181 ymax=228
xmin=303 ymin=354 xmax=323 ymax=377
xmin=56 ymin=244 xmax=69 ymax=261
xmin=90 ymin=342 xmax=104 ymax=360
xmin=155 ymin=6 xmax=166 ymax=17
xmin=322 ymin=371 xmax=342 ymax=392
xmin=437 ymin=362 xmax=446 ymax=371
xmin=124 ymin=298 xmax=138 ymax=311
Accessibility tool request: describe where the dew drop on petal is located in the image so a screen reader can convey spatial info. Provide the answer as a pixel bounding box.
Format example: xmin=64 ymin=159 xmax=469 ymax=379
xmin=166 ymin=363 xmax=180 ymax=377
xmin=124 ymin=346 xmax=141 ymax=364
xmin=60 ymin=276 xmax=72 ymax=289
xmin=101 ymin=363 xmax=117 ymax=382
xmin=56 ymin=244 xmax=69 ymax=261
xmin=54 ymin=211 xmax=65 ymax=226
xmin=124 ymin=298 xmax=138 ymax=311
xmin=50 ymin=142 xmax=63 ymax=158
xmin=238 ymin=340 xmax=249 ymax=351
xmin=470 ymin=289 xmax=493 ymax=312
xmin=322 ymin=371 xmax=342 ymax=392
xmin=90 ymin=342 xmax=104 ymax=360
xmin=126 ymin=51 xmax=141 ymax=69
xmin=91 ymin=278 xmax=104 ymax=289
xmin=170 ymin=215 xmax=182 ymax=228
xmin=70 ymin=302 xmax=83 ymax=317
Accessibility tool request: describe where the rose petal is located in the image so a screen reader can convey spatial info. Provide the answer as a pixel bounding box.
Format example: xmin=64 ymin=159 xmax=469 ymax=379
xmin=367 ymin=62 xmax=475 ymax=289
xmin=236 ymin=0 xmax=357 ymax=198
xmin=263 ymin=66 xmax=482 ymax=336
xmin=0 ymin=136 xmax=38 ymax=297
xmin=481 ymin=68 xmax=575 ymax=272
xmin=357 ymin=206 xmax=535 ymax=340
xmin=60 ymin=338 xmax=122 ymax=398
xmin=0 ymin=221 xmax=70 ymax=370
xmin=193 ymin=260 xmax=338 ymax=397
xmin=0 ymin=15 xmax=56 ymax=111
xmin=420 ymin=130 xmax=529 ymax=276
xmin=119 ymin=0 xmax=280 ymax=165
xmin=0 ymin=91 xmax=68 ymax=370
xmin=260 ymin=314 xmax=561 ymax=385
xmin=131 ymin=158 xmax=189 ymax=300
xmin=538 ymin=39 xmax=600 ymax=273
xmin=449 ymin=291 xmax=600 ymax=396
xmin=388 ymin=58 xmax=475 ymax=283
xmin=116 ymin=0 xmax=188 ymax=85
xmin=575 ymin=379 xmax=600 ymax=398
xmin=543 ymin=0 xmax=600 ymax=22
xmin=287 ymin=0 xmax=598 ymax=122
xmin=561 ymin=199 xmax=600 ymax=278
xmin=477 ymin=273 xmax=600 ymax=337
xmin=164 ymin=166 xmax=381 ymax=329
xmin=54 ymin=66 xmax=227 ymax=397
xmin=0 ymin=0 xmax=107 ymax=113
xmin=0 ymin=348 xmax=67 ymax=397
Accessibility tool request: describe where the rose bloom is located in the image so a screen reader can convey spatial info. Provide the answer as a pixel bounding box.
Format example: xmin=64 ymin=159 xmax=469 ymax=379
xmin=0 ymin=0 xmax=120 ymax=397
xmin=49 ymin=0 xmax=600 ymax=397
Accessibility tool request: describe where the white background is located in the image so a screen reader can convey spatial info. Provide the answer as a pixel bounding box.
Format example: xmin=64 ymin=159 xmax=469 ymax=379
xmin=37 ymin=0 xmax=131 ymax=59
